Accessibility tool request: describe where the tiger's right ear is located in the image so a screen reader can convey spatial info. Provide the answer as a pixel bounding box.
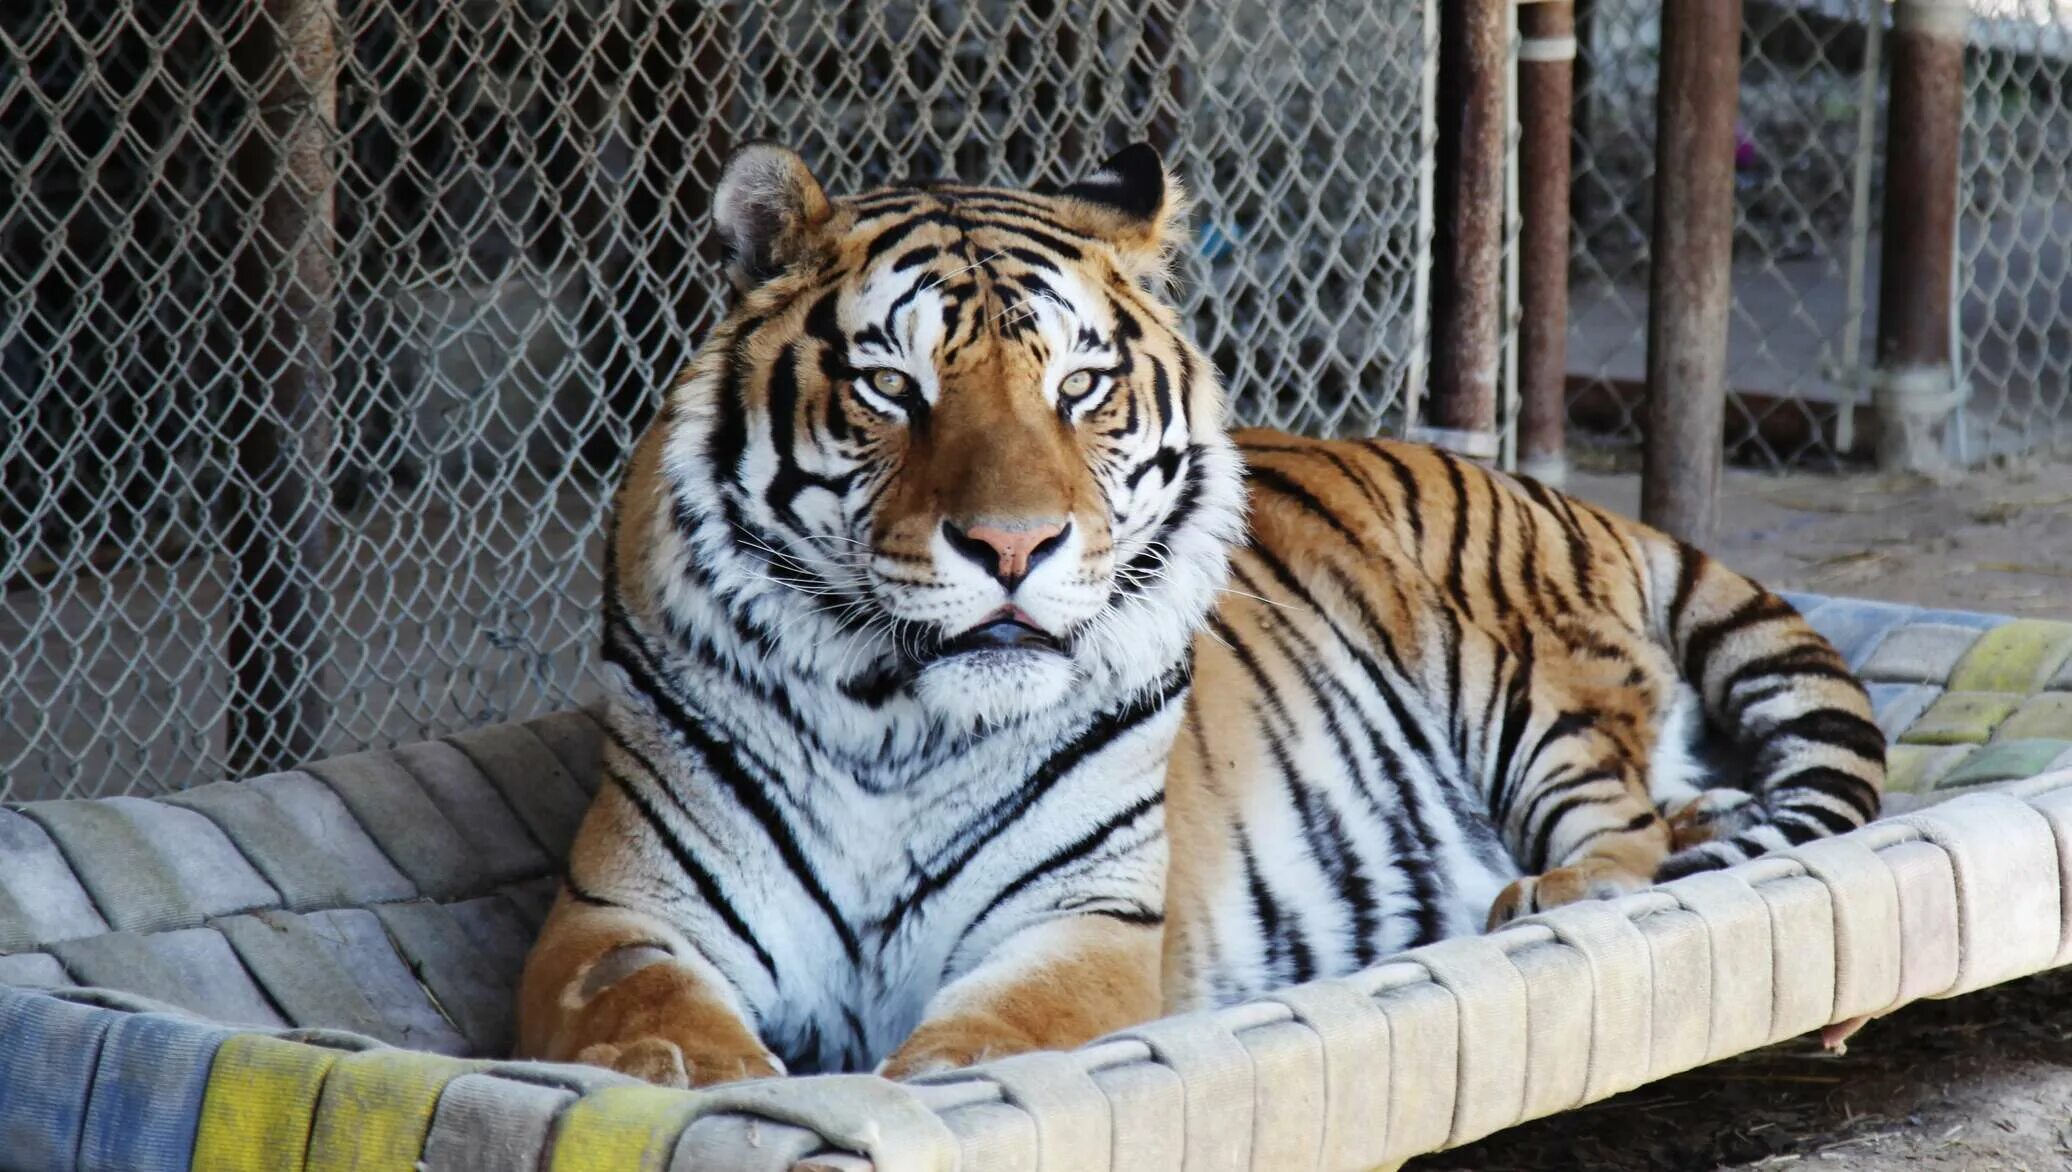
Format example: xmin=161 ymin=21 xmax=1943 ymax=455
xmin=712 ymin=144 xmax=834 ymax=291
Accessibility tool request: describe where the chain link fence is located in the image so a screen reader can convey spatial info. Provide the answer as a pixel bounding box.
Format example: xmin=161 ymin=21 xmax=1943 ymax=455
xmin=1566 ymin=0 xmax=2072 ymax=469
xmin=1 ymin=0 xmax=1434 ymax=800
xmin=1959 ymin=1 xmax=2072 ymax=462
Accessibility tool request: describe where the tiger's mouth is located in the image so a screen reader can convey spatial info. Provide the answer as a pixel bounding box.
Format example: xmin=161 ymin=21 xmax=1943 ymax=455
xmin=938 ymin=607 xmax=1063 ymax=658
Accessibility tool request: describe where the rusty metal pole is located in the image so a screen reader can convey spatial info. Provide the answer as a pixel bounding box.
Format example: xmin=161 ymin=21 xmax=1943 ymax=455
xmin=1420 ymin=0 xmax=1507 ymax=461
xmin=1874 ymin=0 xmax=1969 ymax=472
xmin=1517 ymin=0 xmax=1575 ymax=484
xmin=1641 ymin=0 xmax=1741 ymax=545
xmin=228 ymin=0 xmax=339 ymax=773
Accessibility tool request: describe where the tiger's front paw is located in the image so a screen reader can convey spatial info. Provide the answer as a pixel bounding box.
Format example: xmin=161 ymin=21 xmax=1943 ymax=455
xmin=878 ymin=1016 xmax=1034 ymax=1081
xmin=575 ymin=1036 xmax=785 ymax=1088
xmin=1485 ymin=860 xmax=1652 ymax=931
xmin=1663 ymin=788 xmax=1758 ymax=850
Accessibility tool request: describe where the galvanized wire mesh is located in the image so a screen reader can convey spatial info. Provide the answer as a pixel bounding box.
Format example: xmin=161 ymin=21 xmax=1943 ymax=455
xmin=1 ymin=0 xmax=1433 ymax=799
xmin=1958 ymin=1 xmax=2072 ymax=463
xmin=1566 ymin=0 xmax=2072 ymax=469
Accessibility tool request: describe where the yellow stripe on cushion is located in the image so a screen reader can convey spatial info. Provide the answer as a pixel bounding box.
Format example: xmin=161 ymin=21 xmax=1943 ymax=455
xmin=548 ymin=1084 xmax=709 ymax=1172
xmin=306 ymin=1049 xmax=482 ymax=1171
xmin=192 ymin=1034 xmax=340 ymax=1171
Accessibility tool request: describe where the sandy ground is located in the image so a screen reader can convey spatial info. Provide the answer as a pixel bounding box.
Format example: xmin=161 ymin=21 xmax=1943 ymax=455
xmin=1414 ymin=449 xmax=2072 ymax=1172
xmin=1566 ymin=450 xmax=2072 ymax=621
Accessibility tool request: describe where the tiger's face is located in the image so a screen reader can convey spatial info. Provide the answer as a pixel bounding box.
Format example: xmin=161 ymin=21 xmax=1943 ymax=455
xmin=655 ymin=144 xmax=1245 ymax=731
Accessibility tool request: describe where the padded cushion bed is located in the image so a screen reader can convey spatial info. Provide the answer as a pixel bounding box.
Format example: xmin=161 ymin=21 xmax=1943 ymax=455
xmin=2 ymin=595 xmax=2069 ymax=1171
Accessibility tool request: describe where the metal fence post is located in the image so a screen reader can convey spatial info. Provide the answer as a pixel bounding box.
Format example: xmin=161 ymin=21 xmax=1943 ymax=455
xmin=1420 ymin=0 xmax=1507 ymax=461
xmin=227 ymin=0 xmax=340 ymax=773
xmin=1517 ymin=0 xmax=1575 ymax=484
xmin=1874 ymin=0 xmax=1969 ymax=473
xmin=1641 ymin=0 xmax=1741 ymax=545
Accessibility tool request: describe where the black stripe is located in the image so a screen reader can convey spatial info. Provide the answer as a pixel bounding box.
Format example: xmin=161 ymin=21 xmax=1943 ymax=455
xmin=1246 ymin=442 xmax=1402 ymax=545
xmin=564 ymin=869 xmax=623 ymax=908
xmin=1148 ymin=355 xmax=1174 ymax=433
xmin=705 ymin=328 xmax=755 ymax=487
xmin=1719 ymin=649 xmax=1858 ymax=719
xmin=1246 ymin=464 xmax=1368 ymax=550
xmin=1760 ymin=707 xmax=1887 ymax=764
xmin=1561 ymin=810 xmax=1661 ymax=857
xmin=1670 ymin=541 xmax=1706 ymax=623
xmin=1512 ymin=709 xmax=1600 ymax=802
xmin=1238 ymin=830 xmax=1314 ymax=986
xmin=1541 ymin=485 xmax=1599 ymax=607
xmin=1512 ymin=490 xmax=1557 ymax=620
xmin=1517 ymin=767 xmax=1623 ymax=837
xmin=1764 ymin=764 xmax=1881 ymax=821
xmin=862 ymin=211 xmax=959 ymax=262
xmin=1485 ymin=658 xmax=1538 ymax=824
xmin=1084 ymin=905 xmax=1165 ymax=926
xmin=1529 ymin=791 xmax=1627 ymax=871
xmin=1441 ymin=607 xmax=1467 ymax=763
xmin=603 ymin=767 xmax=776 ymax=977
xmin=1261 ymin=716 xmax=1383 ymax=968
xmin=1780 ymin=803 xmax=1860 ymax=837
xmin=966 ymin=789 xmax=1164 ymax=932
xmin=1117 ymin=449 xmax=1206 ymax=593
xmin=1244 ymin=550 xmax=1456 ymax=945
xmin=1225 ymin=571 xmax=1450 ymax=945
xmin=601 ymin=641 xmax=863 ymax=963
xmin=891 ymin=666 xmax=1191 ymax=922
xmin=1681 ymin=594 xmax=1799 ymax=685
xmin=1437 ymin=450 xmax=1475 ymax=612
xmin=1359 ymin=441 xmax=1425 ymax=546
xmin=1484 ymin=480 xmax=1514 ymax=616
xmin=960 ymin=212 xmax=1090 ymax=259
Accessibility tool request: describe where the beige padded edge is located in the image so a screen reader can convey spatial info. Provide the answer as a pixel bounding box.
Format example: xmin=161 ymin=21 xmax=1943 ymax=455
xmin=696 ymin=769 xmax=2072 ymax=1172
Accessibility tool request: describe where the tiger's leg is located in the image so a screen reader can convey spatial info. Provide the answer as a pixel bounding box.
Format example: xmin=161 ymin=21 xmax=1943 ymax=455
xmin=880 ymin=914 xmax=1162 ymax=1080
xmin=1485 ymin=672 xmax=1674 ymax=930
xmin=516 ymin=896 xmax=783 ymax=1087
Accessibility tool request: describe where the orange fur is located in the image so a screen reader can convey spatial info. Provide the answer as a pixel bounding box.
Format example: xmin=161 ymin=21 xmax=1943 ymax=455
xmin=880 ymin=916 xmax=1162 ymax=1079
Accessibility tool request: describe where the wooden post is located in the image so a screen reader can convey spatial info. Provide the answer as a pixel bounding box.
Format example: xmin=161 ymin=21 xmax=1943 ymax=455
xmin=1874 ymin=0 xmax=1969 ymax=472
xmin=1517 ymin=0 xmax=1575 ymax=484
xmin=227 ymin=0 xmax=339 ymax=773
xmin=1641 ymin=0 xmax=1741 ymax=545
xmin=1420 ymin=0 xmax=1507 ymax=461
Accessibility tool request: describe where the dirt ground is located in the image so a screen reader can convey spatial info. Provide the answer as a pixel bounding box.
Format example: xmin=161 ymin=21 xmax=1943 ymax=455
xmin=1414 ymin=966 xmax=2072 ymax=1172
xmin=1414 ymin=449 xmax=2072 ymax=1172
xmin=1566 ymin=449 xmax=2072 ymax=619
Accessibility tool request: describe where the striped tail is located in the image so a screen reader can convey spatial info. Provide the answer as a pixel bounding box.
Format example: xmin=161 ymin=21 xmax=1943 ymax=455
xmin=1650 ymin=542 xmax=1886 ymax=880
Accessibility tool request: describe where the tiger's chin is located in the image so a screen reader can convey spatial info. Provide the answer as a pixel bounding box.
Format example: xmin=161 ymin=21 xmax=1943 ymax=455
xmin=911 ymin=649 xmax=1081 ymax=731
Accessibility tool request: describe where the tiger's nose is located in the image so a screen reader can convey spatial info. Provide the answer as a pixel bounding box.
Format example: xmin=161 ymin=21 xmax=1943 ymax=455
xmin=941 ymin=519 xmax=1071 ymax=589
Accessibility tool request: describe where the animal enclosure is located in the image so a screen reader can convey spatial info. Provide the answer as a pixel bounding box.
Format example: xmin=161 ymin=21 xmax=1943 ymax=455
xmin=4 ymin=0 xmax=2069 ymax=802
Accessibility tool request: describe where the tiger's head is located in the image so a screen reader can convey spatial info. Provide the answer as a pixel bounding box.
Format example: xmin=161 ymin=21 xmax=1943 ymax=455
xmin=635 ymin=144 xmax=1246 ymax=734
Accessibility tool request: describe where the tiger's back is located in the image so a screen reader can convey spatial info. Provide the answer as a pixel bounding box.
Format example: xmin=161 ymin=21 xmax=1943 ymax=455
xmin=1164 ymin=431 xmax=1885 ymax=1009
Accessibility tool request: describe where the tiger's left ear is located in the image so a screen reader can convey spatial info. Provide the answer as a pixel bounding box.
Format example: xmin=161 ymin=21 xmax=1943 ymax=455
xmin=1059 ymin=143 xmax=1187 ymax=285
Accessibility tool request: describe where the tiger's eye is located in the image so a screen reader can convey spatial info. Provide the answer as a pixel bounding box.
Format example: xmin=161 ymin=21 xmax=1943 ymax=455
xmin=1060 ymin=370 xmax=1095 ymax=399
xmin=870 ymin=369 xmax=910 ymax=398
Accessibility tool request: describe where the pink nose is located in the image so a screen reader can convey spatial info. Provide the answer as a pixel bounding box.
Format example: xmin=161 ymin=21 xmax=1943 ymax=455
xmin=941 ymin=519 xmax=1070 ymax=587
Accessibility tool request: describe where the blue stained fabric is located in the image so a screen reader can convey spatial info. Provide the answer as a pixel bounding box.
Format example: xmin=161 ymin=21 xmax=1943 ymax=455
xmin=77 ymin=1011 xmax=232 ymax=1172
xmin=1912 ymin=608 xmax=2012 ymax=632
xmin=1799 ymin=599 xmax=1922 ymax=671
xmin=1775 ymin=590 xmax=1825 ymax=614
xmin=0 ymin=987 xmax=117 ymax=1171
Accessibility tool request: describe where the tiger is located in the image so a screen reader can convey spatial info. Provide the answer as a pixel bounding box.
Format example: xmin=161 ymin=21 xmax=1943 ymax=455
xmin=515 ymin=143 xmax=1885 ymax=1084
